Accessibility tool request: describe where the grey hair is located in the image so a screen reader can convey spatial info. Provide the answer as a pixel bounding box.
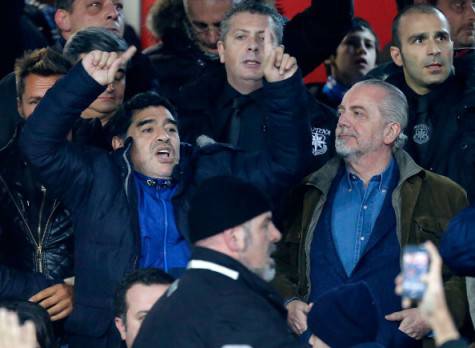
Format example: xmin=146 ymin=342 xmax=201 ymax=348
xmin=63 ymin=27 xmax=128 ymax=62
xmin=353 ymin=79 xmax=409 ymax=151
xmin=219 ymin=0 xmax=286 ymax=44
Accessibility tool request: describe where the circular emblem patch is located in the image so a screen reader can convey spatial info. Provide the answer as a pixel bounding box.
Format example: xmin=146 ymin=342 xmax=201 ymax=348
xmin=413 ymin=124 xmax=430 ymax=145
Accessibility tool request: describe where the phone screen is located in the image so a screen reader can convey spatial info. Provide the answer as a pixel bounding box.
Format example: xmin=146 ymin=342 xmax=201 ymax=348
xmin=402 ymin=246 xmax=430 ymax=301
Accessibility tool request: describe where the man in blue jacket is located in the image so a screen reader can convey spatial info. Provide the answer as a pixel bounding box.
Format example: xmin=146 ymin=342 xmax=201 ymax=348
xmin=20 ymin=25 xmax=311 ymax=348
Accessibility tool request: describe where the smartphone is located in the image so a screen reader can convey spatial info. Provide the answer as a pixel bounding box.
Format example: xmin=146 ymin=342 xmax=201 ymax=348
xmin=402 ymin=245 xmax=430 ymax=301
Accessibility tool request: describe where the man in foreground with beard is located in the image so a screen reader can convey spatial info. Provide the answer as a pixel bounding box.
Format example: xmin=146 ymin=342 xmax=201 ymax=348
xmin=133 ymin=176 xmax=305 ymax=348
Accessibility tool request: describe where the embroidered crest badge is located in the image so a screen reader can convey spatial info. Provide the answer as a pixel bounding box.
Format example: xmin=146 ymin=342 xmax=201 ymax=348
xmin=311 ymin=127 xmax=330 ymax=156
xmin=413 ymin=124 xmax=430 ymax=145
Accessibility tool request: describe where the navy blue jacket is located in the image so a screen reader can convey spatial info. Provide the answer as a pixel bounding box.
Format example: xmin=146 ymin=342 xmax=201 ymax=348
xmin=0 ymin=265 xmax=59 ymax=300
xmin=440 ymin=204 xmax=475 ymax=276
xmin=20 ymin=62 xmax=311 ymax=345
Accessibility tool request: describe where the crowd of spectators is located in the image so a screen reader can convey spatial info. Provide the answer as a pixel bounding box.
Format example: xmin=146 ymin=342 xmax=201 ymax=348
xmin=1 ymin=0 xmax=475 ymax=347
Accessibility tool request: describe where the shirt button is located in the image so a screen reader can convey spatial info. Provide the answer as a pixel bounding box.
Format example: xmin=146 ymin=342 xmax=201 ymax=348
xmin=363 ymin=205 xmax=368 ymax=210
xmin=381 ymin=189 xmax=387 ymax=193
xmin=360 ymin=236 xmax=365 ymax=241
xmin=348 ymin=188 xmax=352 ymax=192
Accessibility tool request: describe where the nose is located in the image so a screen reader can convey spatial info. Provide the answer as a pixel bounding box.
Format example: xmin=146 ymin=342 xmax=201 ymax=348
xmin=427 ymin=39 xmax=441 ymax=56
xmin=337 ymin=109 xmax=351 ymax=129
xmin=247 ymin=36 xmax=259 ymax=52
xmin=105 ymin=83 xmax=115 ymax=93
xmin=104 ymin=0 xmax=120 ymax=21
xmin=204 ymin=28 xmax=220 ymax=46
xmin=156 ymin=127 xmax=170 ymax=142
xmin=355 ymin=40 xmax=367 ymax=55
xmin=269 ymin=223 xmax=281 ymax=243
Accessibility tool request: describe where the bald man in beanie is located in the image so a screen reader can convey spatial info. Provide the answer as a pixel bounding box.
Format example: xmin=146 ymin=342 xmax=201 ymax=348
xmin=133 ymin=176 xmax=305 ymax=348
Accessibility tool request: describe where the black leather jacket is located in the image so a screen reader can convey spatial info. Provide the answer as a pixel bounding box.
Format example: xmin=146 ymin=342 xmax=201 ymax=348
xmin=0 ymin=127 xmax=74 ymax=280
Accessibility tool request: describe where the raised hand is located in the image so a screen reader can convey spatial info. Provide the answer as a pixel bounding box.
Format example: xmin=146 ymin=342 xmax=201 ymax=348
xmin=81 ymin=46 xmax=136 ymax=86
xmin=262 ymin=29 xmax=298 ymax=83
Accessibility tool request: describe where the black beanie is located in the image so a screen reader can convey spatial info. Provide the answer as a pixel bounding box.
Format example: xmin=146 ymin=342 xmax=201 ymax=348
xmin=307 ymin=282 xmax=380 ymax=348
xmin=188 ymin=176 xmax=271 ymax=244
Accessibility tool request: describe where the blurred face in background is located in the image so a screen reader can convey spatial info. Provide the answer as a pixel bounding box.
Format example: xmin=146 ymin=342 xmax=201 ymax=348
xmin=331 ymin=28 xmax=378 ymax=87
xmin=184 ymin=0 xmax=233 ymax=54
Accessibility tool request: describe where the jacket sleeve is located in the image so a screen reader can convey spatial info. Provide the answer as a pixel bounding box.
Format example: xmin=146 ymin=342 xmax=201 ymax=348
xmin=0 ymin=265 xmax=60 ymax=300
xmin=439 ymin=192 xmax=470 ymax=328
xmin=440 ymin=205 xmax=475 ymax=277
xmin=19 ymin=63 xmax=106 ymax=210
xmin=283 ymin=0 xmax=354 ymax=76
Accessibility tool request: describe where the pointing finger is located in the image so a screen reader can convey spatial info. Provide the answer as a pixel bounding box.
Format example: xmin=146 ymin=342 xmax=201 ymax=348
xmin=120 ymin=46 xmax=137 ymax=65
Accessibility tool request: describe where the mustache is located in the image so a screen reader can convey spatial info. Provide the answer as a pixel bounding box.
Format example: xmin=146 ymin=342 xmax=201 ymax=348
xmin=336 ymin=128 xmax=358 ymax=137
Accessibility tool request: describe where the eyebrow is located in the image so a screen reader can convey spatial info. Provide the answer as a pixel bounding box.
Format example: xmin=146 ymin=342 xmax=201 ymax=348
xmin=136 ymin=119 xmax=157 ymax=128
xmin=407 ymin=32 xmax=428 ymax=43
xmin=233 ymin=29 xmax=265 ymax=34
xmin=135 ymin=118 xmax=177 ymax=128
xmin=193 ymin=21 xmax=220 ymax=26
xmin=350 ymin=106 xmax=367 ymax=113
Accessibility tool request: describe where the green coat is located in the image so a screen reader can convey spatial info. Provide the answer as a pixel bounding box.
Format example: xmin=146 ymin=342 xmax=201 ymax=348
xmin=274 ymin=150 xmax=469 ymax=329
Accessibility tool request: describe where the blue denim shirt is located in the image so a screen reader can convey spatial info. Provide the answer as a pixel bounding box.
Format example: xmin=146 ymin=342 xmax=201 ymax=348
xmin=332 ymin=158 xmax=398 ymax=276
xmin=134 ymin=172 xmax=190 ymax=275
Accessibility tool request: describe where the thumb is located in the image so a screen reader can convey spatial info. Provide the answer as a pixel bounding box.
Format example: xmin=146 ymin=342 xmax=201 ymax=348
xmin=304 ymin=302 xmax=314 ymax=314
xmin=385 ymin=310 xmax=405 ymax=321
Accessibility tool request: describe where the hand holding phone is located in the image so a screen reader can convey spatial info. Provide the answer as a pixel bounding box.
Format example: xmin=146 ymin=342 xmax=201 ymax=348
xmin=402 ymin=245 xmax=430 ymax=303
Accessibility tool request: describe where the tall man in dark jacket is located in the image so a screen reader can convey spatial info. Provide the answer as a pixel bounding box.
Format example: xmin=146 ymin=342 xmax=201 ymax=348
xmin=386 ymin=5 xmax=475 ymax=200
xmin=146 ymin=0 xmax=353 ymax=103
xmin=0 ymin=48 xmax=76 ymax=323
xmin=133 ymin=176 xmax=306 ymax=348
xmin=177 ymin=1 xmax=336 ymax=172
xmin=20 ymin=35 xmax=310 ymax=348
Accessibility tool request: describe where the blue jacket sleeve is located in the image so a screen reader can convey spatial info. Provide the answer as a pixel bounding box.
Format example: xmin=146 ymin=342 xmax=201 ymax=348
xmin=19 ymin=63 xmax=106 ymax=210
xmin=283 ymin=0 xmax=354 ymax=76
xmin=0 ymin=265 xmax=60 ymax=300
xmin=440 ymin=204 xmax=475 ymax=276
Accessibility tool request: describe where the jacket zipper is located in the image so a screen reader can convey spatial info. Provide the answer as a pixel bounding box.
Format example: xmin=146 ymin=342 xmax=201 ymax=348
xmin=160 ymin=195 xmax=169 ymax=272
xmin=0 ymin=175 xmax=59 ymax=274
xmin=0 ymin=176 xmax=40 ymax=271
xmin=122 ymin=146 xmax=140 ymax=270
xmin=38 ymin=197 xmax=60 ymax=275
xmin=36 ymin=186 xmax=47 ymax=273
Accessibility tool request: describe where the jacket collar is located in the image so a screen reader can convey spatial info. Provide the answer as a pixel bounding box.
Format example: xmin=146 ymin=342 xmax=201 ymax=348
xmin=303 ymin=150 xmax=425 ymax=195
xmin=189 ymin=247 xmax=277 ymax=293
xmin=112 ymin=138 xmax=195 ymax=198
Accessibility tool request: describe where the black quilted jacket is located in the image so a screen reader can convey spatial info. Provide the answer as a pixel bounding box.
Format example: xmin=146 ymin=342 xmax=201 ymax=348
xmin=0 ymin=128 xmax=74 ymax=280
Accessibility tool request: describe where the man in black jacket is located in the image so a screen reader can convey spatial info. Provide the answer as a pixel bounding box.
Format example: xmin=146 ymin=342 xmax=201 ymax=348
xmin=20 ymin=36 xmax=310 ymax=348
xmin=146 ymin=0 xmax=353 ymax=103
xmin=381 ymin=5 xmax=475 ymax=200
xmin=133 ymin=176 xmax=305 ymax=348
xmin=0 ymin=48 xmax=75 ymax=322
xmin=177 ymin=1 xmax=336 ymax=172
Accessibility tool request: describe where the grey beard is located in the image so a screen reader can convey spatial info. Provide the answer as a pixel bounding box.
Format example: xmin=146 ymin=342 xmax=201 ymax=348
xmin=335 ymin=137 xmax=353 ymax=158
xmin=251 ymin=258 xmax=276 ymax=282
